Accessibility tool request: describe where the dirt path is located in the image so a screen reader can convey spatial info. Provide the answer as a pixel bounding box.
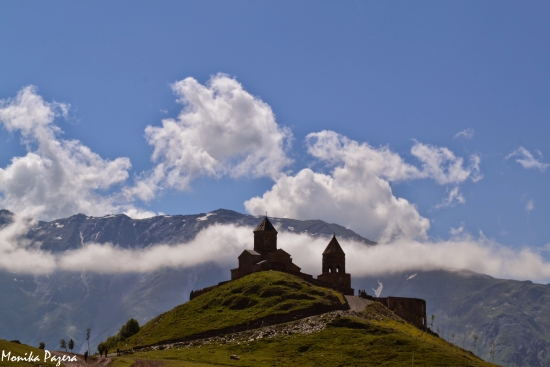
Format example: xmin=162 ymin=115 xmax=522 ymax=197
xmin=344 ymin=295 xmax=372 ymax=312
xmin=50 ymin=351 xmax=111 ymax=367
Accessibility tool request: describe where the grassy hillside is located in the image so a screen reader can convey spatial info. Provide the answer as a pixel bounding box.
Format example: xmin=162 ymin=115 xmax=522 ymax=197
xmin=0 ymin=339 xmax=64 ymax=367
xmin=110 ymin=302 xmax=498 ymax=367
xmin=119 ymin=271 xmax=346 ymax=348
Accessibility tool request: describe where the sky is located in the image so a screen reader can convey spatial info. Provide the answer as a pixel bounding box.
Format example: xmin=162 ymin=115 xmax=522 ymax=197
xmin=1 ymin=1 xmax=550 ymax=278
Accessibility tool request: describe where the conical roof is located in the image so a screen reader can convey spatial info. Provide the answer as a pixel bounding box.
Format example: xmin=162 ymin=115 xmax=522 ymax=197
xmin=322 ymin=235 xmax=345 ymax=255
xmin=253 ymin=216 xmax=278 ymax=233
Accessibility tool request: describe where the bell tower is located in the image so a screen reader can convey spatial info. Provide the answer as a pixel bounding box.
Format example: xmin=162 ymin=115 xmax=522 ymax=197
xmin=253 ymin=216 xmax=278 ymax=256
xmin=321 ymin=235 xmax=346 ymax=274
xmin=317 ymin=235 xmax=354 ymax=295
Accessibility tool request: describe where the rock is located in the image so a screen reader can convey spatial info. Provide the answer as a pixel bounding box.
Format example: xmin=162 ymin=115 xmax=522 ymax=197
xmin=230 ymin=354 xmax=240 ymax=360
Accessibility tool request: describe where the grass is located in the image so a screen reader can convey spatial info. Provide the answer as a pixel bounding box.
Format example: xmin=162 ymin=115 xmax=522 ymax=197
xmin=119 ymin=271 xmax=346 ymax=348
xmin=0 ymin=339 xmax=65 ymax=367
xmin=109 ymin=303 xmax=499 ymax=367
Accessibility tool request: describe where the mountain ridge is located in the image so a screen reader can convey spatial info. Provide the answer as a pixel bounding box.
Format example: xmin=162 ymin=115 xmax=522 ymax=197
xmin=0 ymin=208 xmax=548 ymax=366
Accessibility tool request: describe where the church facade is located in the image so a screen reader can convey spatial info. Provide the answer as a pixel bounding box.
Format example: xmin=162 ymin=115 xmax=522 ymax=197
xmin=230 ymin=216 xmax=354 ymax=296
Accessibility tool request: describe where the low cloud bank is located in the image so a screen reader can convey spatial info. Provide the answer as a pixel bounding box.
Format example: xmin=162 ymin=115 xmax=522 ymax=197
xmin=2 ymin=220 xmax=550 ymax=283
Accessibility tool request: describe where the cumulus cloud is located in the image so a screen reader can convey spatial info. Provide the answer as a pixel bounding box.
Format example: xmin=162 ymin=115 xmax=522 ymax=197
xmin=245 ymin=168 xmax=430 ymax=242
xmin=3 ymin=221 xmax=550 ymax=284
xmin=506 ymin=146 xmax=549 ymax=172
xmin=246 ymin=131 xmax=482 ymax=242
xmin=129 ymin=74 xmax=292 ymax=200
xmin=0 ymin=86 xmax=153 ymax=220
xmin=305 ymin=131 xmax=422 ymax=182
xmin=453 ymin=128 xmax=474 ymax=140
xmin=435 ymin=187 xmax=466 ymax=209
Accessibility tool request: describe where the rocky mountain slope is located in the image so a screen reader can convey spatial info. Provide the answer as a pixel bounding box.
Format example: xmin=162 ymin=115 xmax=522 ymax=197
xmin=1 ymin=208 xmax=549 ymax=366
xmin=0 ymin=208 xmax=371 ymax=354
xmin=357 ymin=270 xmax=550 ymax=367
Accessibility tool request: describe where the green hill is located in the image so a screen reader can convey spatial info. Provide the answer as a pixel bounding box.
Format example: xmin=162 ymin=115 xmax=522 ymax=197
xmin=0 ymin=339 xmax=65 ymax=367
xmin=118 ymin=271 xmax=347 ymax=348
xmin=109 ymin=301 xmax=498 ymax=367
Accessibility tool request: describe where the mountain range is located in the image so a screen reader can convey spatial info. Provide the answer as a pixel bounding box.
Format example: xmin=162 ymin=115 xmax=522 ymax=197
xmin=0 ymin=208 xmax=548 ymax=366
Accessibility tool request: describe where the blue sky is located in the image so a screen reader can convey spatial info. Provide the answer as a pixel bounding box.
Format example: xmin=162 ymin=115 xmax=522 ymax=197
xmin=1 ymin=1 xmax=549 ymax=253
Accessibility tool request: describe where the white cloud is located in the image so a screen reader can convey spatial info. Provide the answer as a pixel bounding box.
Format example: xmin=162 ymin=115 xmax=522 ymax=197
xmin=0 ymin=86 xmax=152 ymax=220
xmin=344 ymin=236 xmax=550 ymax=283
xmin=450 ymin=224 xmax=465 ymax=237
xmin=245 ymin=168 xmax=430 ymax=242
xmin=453 ymin=128 xmax=475 ymax=140
xmin=58 ymin=223 xmax=251 ymax=273
xmin=305 ymin=131 xmax=422 ymax=182
xmin=0 ymin=215 xmax=57 ymax=274
xmin=246 ymin=131 xmax=482 ymax=242
xmin=526 ymin=199 xmax=534 ymax=213
xmin=410 ymin=142 xmax=482 ymax=184
xmin=3 ymin=221 xmax=550 ymax=284
xmin=435 ymin=187 xmax=466 ymax=209
xmin=506 ymin=147 xmax=549 ymax=172
xmin=131 ymin=74 xmax=292 ymax=199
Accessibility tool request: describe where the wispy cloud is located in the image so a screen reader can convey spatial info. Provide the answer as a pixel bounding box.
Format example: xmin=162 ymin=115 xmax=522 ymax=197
xmin=506 ymin=147 xmax=549 ymax=172
xmin=435 ymin=187 xmax=466 ymax=209
xmin=453 ymin=128 xmax=474 ymax=140
xmin=411 ymin=142 xmax=482 ymax=184
xmin=526 ymin=199 xmax=534 ymax=213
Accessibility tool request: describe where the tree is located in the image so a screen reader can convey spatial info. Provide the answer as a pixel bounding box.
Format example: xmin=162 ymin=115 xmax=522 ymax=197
xmin=118 ymin=318 xmax=140 ymax=340
xmin=68 ymin=339 xmax=75 ymax=353
xmin=38 ymin=342 xmax=45 ymax=350
xmin=97 ymin=343 xmax=105 ymax=357
xmin=429 ymin=314 xmax=435 ymax=330
xmin=86 ymin=328 xmax=91 ymax=355
xmin=59 ymin=338 xmax=67 ymax=352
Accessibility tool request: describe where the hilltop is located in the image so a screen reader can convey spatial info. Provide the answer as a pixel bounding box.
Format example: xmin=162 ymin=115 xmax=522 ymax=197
xmin=117 ymin=271 xmax=347 ymax=348
xmin=106 ymin=271 xmax=498 ymax=367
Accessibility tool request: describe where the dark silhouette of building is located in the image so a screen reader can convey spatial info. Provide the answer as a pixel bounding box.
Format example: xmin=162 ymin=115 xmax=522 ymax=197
xmin=376 ymin=296 xmax=426 ymax=329
xmin=358 ymin=290 xmax=427 ymax=329
xmin=192 ymin=215 xmax=425 ymax=330
xmin=317 ymin=235 xmax=354 ymax=295
xmin=229 ymin=216 xmax=354 ymax=295
xmin=230 ymin=217 xmax=301 ymax=280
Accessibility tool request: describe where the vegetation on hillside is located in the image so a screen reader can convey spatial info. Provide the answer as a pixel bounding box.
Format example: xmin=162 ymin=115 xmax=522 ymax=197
xmin=117 ymin=271 xmax=346 ymax=348
xmin=108 ymin=302 xmax=498 ymax=367
xmin=98 ymin=318 xmax=141 ymax=353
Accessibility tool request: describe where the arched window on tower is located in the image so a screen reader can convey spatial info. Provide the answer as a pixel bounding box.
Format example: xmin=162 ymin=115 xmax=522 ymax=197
xmin=328 ymin=266 xmax=333 ymax=273
xmin=336 ymin=266 xmax=340 ymax=273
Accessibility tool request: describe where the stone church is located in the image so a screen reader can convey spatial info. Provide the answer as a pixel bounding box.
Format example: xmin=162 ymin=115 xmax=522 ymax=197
xmin=191 ymin=215 xmax=427 ymax=330
xmin=230 ymin=216 xmax=354 ymax=296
